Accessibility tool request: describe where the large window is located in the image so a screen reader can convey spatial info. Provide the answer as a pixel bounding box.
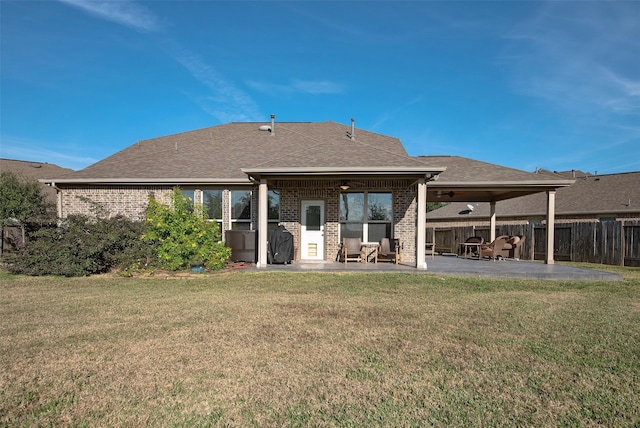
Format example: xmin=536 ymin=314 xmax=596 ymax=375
xmin=180 ymin=188 xmax=222 ymax=233
xmin=231 ymin=190 xmax=252 ymax=230
xmin=180 ymin=189 xmax=195 ymax=213
xmin=202 ymin=189 xmax=223 ymax=233
xmin=340 ymin=192 xmax=392 ymax=242
xmin=202 ymin=189 xmax=222 ymax=218
xmin=267 ymin=190 xmax=280 ymax=236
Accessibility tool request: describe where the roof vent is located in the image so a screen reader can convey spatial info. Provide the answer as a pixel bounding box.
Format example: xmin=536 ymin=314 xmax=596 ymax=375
xmin=270 ymin=114 xmax=275 ymax=136
xmin=346 ymin=118 xmax=355 ymax=140
xmin=259 ymin=125 xmax=272 ymax=132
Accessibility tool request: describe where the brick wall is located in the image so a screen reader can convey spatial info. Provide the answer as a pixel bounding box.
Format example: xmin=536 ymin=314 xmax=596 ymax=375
xmin=274 ymin=179 xmax=418 ymax=264
xmin=59 ymin=185 xmax=173 ymax=221
xmin=58 ymin=179 xmax=421 ymax=265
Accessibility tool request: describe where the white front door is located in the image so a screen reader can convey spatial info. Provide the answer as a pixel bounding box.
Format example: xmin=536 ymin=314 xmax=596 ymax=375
xmin=301 ymin=200 xmax=324 ymax=260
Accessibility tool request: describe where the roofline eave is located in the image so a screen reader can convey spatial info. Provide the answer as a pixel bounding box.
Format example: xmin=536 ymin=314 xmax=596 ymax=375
xmin=427 ymin=179 xmax=576 ymax=189
xmin=39 ymin=178 xmax=252 ymax=185
xmin=241 ymin=166 xmax=447 ymax=181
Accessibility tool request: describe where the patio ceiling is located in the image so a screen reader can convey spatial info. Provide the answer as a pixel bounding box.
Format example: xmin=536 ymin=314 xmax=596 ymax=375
xmin=426 ymin=180 xmax=575 ymax=203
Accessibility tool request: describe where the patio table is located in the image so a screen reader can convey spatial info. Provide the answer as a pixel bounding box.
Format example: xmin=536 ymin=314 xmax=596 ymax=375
xmin=459 ymin=242 xmax=482 ymax=259
xmin=361 ymin=242 xmax=379 ymax=263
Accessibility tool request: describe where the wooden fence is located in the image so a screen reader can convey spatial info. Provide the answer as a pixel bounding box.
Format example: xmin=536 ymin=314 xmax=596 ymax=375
xmin=427 ymin=221 xmax=640 ymax=266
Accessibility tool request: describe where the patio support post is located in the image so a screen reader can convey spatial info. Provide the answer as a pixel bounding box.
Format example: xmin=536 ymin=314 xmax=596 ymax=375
xmin=257 ymin=179 xmax=268 ymax=268
xmin=489 ymin=201 xmax=497 ymax=242
xmin=545 ymin=190 xmax=556 ymax=265
xmin=416 ymin=178 xmax=427 ymax=269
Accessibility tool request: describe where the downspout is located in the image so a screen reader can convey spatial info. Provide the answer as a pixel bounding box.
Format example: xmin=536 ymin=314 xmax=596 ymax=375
xmin=47 ymin=181 xmax=63 ymax=219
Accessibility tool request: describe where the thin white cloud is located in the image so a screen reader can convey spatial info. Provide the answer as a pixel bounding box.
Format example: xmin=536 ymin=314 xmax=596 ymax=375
xmin=58 ymin=0 xmax=161 ymax=32
xmin=500 ymin=1 xmax=640 ymax=174
xmin=57 ymin=0 xmax=262 ymax=122
xmin=504 ymin=2 xmax=640 ymax=117
xmin=0 ymin=136 xmax=99 ymax=170
xmin=246 ymin=79 xmax=345 ymax=96
xmin=292 ymin=80 xmax=344 ymax=95
xmin=169 ymin=44 xmax=262 ymax=122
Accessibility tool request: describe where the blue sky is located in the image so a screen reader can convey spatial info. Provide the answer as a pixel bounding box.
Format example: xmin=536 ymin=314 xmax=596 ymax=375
xmin=1 ymin=1 xmax=639 ymax=174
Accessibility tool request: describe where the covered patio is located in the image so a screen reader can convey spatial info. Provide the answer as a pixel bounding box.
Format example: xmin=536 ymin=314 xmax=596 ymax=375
xmin=257 ymin=255 xmax=622 ymax=281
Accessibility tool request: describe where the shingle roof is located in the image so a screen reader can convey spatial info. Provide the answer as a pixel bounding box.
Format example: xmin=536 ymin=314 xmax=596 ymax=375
xmin=415 ymin=155 xmax=567 ymax=184
xmin=0 ymin=158 xmax=74 ymax=203
xmin=55 ymin=121 xmax=428 ymax=182
xmin=427 ymin=170 xmax=640 ymax=219
xmin=40 ymin=121 xmax=574 ymax=200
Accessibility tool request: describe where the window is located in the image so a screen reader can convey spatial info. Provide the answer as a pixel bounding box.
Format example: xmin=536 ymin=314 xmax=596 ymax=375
xmin=180 ymin=189 xmax=195 ymax=213
xmin=267 ymin=190 xmax=280 ymax=236
xmin=340 ymin=192 xmax=392 ymax=242
xmin=202 ymin=189 xmax=223 ymax=234
xmin=180 ymin=188 xmax=222 ymax=234
xmin=231 ymin=190 xmax=252 ymax=230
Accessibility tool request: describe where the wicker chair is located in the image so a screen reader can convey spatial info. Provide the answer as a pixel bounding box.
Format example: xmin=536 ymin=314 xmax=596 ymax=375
xmin=479 ymin=236 xmax=510 ymax=261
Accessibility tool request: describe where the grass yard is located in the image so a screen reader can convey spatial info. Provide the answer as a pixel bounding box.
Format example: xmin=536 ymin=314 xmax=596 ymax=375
xmin=1 ymin=266 xmax=639 ymax=426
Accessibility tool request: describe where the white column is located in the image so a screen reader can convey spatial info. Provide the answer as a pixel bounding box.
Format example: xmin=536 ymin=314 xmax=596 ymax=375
xmin=257 ymin=179 xmax=268 ymax=267
xmin=546 ymin=190 xmax=556 ymax=265
xmin=489 ymin=201 xmax=496 ymax=242
xmin=416 ymin=178 xmax=427 ymax=269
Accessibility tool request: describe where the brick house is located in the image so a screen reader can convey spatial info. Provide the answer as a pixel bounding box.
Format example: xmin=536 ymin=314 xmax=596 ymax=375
xmin=41 ymin=118 xmax=574 ymax=268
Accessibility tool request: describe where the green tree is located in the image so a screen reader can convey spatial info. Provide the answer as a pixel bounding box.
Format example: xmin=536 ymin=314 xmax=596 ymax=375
xmin=143 ymin=188 xmax=231 ymax=271
xmin=0 ymin=171 xmax=53 ymax=226
xmin=427 ymin=202 xmax=447 ymax=212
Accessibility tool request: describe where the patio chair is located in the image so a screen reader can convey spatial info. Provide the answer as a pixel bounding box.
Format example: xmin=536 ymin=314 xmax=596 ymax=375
xmin=375 ymin=238 xmax=401 ymax=264
xmin=425 ymin=242 xmax=436 ymax=260
xmin=502 ymin=235 xmax=525 ymax=260
xmin=479 ymin=235 xmax=510 ymax=261
xmin=340 ymin=237 xmax=365 ymax=263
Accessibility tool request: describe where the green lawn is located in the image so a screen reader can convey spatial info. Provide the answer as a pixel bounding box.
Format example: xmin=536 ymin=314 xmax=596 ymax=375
xmin=1 ymin=266 xmax=639 ymax=426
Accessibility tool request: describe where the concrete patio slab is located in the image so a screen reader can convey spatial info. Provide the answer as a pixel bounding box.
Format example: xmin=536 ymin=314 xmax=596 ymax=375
xmin=255 ymin=255 xmax=623 ymax=281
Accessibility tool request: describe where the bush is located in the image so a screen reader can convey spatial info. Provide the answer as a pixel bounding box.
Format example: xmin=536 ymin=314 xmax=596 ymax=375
xmin=4 ymin=215 xmax=155 ymax=277
xmin=143 ymin=189 xmax=231 ymax=271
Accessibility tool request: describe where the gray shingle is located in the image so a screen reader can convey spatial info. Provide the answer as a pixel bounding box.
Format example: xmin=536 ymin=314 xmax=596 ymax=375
xmin=427 ymin=170 xmax=640 ymax=218
xmin=61 ymin=121 xmax=425 ymax=181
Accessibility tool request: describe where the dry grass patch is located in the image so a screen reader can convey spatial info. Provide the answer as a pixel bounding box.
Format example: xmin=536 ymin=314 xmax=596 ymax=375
xmin=1 ymin=269 xmax=639 ymax=426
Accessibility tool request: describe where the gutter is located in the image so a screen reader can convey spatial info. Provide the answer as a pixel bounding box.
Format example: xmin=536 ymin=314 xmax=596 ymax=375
xmin=39 ymin=178 xmax=252 ymax=185
xmin=241 ymin=166 xmax=447 ymax=181
xmin=427 ymin=179 xmax=576 ymax=189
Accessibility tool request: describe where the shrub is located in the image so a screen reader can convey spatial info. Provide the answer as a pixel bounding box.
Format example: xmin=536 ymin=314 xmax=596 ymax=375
xmin=142 ymin=189 xmax=231 ymax=271
xmin=4 ymin=215 xmax=154 ymax=277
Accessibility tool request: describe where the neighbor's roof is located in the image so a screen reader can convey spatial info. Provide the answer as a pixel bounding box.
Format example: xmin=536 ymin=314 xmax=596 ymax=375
xmin=44 ymin=121 xmax=439 ymax=184
xmin=1 ymin=158 xmax=73 ymax=203
xmin=427 ymin=170 xmax=640 ymax=219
